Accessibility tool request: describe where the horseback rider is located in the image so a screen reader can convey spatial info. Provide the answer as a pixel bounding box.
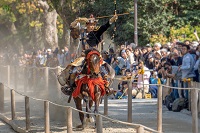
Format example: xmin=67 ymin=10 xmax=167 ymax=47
xmin=59 ymin=14 xmax=117 ymax=98
xmin=70 ymin=14 xmax=118 ymax=50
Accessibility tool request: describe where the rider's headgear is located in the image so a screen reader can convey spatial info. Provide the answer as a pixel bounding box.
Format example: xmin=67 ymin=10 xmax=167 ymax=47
xmin=86 ymin=14 xmax=98 ymax=24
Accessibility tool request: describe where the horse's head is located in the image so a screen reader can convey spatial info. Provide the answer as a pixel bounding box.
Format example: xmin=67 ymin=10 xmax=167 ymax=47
xmin=86 ymin=49 xmax=102 ymax=76
xmin=88 ymin=54 xmax=101 ymax=75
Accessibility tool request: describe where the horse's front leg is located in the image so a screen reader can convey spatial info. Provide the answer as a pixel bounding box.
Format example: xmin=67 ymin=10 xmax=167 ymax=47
xmin=94 ymin=86 xmax=101 ymax=114
xmin=73 ymin=97 xmax=85 ymax=128
xmin=82 ymin=84 xmax=94 ymax=124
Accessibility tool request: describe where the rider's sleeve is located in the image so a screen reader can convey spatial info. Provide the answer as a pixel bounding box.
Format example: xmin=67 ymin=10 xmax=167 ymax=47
xmin=96 ymin=21 xmax=110 ymax=37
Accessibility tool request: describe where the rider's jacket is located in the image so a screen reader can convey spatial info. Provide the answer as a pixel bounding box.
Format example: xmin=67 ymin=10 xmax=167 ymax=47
xmin=86 ymin=21 xmax=110 ymax=48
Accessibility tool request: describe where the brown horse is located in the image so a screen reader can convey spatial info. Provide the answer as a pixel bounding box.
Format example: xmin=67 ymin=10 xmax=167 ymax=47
xmin=58 ymin=49 xmax=115 ymax=129
xmin=72 ymin=50 xmax=106 ymax=129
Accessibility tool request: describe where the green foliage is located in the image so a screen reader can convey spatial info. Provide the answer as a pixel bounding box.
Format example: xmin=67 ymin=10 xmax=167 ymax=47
xmin=170 ymin=0 xmax=200 ymax=27
xmin=29 ymin=21 xmax=43 ymax=27
xmin=57 ymin=16 xmax=63 ymax=38
xmin=149 ymin=34 xmax=169 ymax=45
xmin=0 ymin=0 xmax=16 ymax=6
xmin=170 ymin=25 xmax=200 ymax=42
xmin=0 ymin=0 xmax=17 ymax=23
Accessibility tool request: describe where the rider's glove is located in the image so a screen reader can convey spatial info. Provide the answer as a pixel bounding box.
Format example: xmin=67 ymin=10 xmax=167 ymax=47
xmin=109 ymin=15 xmax=118 ymax=24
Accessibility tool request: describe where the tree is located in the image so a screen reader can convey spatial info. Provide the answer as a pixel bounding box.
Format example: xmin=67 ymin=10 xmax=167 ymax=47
xmin=38 ymin=0 xmax=58 ymax=50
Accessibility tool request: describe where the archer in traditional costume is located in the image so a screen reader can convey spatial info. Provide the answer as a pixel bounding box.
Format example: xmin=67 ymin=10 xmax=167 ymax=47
xmin=58 ymin=14 xmax=117 ymax=100
xmin=70 ymin=14 xmax=117 ymax=50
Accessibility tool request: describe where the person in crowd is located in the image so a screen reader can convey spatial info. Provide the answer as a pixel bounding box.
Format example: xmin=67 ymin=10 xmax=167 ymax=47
xmin=47 ymin=53 xmax=59 ymax=67
xmin=125 ymin=48 xmax=135 ymax=67
xmin=132 ymin=79 xmax=141 ymax=98
xmin=194 ymin=44 xmax=200 ymax=82
xmin=180 ymin=44 xmax=196 ymax=99
xmin=169 ymin=52 xmax=182 ymax=66
xmin=164 ymin=62 xmax=182 ymax=99
xmin=154 ymin=51 xmax=162 ymax=60
xmin=149 ymin=71 xmax=158 ymax=98
xmin=57 ymin=49 xmax=65 ymax=67
xmin=39 ymin=50 xmax=47 ymax=67
xmin=114 ymin=49 xmax=130 ymax=75
xmin=102 ymin=50 xmax=111 ymax=64
xmin=145 ymin=54 xmax=155 ymax=70
xmin=134 ymin=60 xmax=151 ymax=98
xmin=64 ymin=46 xmax=70 ymax=66
xmin=108 ymin=47 xmax=116 ymax=65
xmin=160 ymin=48 xmax=168 ymax=59
xmin=153 ymin=42 xmax=162 ymax=53
xmin=115 ymin=81 xmax=128 ymax=99
xmin=184 ymin=40 xmax=191 ymax=45
xmin=133 ymin=47 xmax=144 ymax=65
xmin=46 ymin=49 xmax=52 ymax=59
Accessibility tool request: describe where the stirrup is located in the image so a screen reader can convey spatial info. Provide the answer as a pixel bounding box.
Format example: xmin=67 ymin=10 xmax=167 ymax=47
xmin=61 ymin=86 xmax=73 ymax=96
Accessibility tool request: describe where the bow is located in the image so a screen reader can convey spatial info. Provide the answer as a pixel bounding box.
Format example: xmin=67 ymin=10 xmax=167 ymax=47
xmin=96 ymin=0 xmax=131 ymax=40
xmin=111 ymin=0 xmax=117 ymax=40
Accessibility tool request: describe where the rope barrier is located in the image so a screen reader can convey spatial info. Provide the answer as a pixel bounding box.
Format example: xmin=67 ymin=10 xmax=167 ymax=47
xmin=2 ymin=83 xmax=160 ymax=133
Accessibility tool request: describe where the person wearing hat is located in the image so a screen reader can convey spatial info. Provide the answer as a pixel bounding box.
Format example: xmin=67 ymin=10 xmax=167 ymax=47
xmin=70 ymin=14 xmax=118 ymax=50
xmin=145 ymin=54 xmax=155 ymax=69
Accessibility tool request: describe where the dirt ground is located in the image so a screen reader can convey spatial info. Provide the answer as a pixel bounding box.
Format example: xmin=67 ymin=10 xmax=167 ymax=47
xmin=1 ymin=92 xmax=200 ymax=133
xmin=0 ymin=119 xmax=15 ymax=133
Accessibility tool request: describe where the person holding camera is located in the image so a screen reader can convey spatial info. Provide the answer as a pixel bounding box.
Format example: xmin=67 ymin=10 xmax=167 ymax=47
xmin=114 ymin=50 xmax=130 ymax=75
xmin=164 ymin=62 xmax=183 ymax=99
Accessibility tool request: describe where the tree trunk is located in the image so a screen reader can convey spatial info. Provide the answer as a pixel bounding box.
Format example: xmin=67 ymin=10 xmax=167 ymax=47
xmin=38 ymin=0 xmax=58 ymax=50
xmin=60 ymin=24 xmax=70 ymax=48
xmin=44 ymin=10 xmax=58 ymax=50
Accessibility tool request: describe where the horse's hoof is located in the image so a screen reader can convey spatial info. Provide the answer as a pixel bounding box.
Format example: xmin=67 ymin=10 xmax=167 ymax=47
xmin=76 ymin=124 xmax=84 ymax=129
xmin=89 ymin=116 xmax=94 ymax=123
xmin=85 ymin=117 xmax=94 ymax=123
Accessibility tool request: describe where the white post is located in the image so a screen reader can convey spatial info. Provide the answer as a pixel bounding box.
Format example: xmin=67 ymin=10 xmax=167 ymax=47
xmin=67 ymin=107 xmax=72 ymax=133
xmin=157 ymin=84 xmax=162 ymax=132
xmin=25 ymin=96 xmax=30 ymax=131
xmin=191 ymin=82 xmax=198 ymax=133
xmin=127 ymin=80 xmax=132 ymax=123
xmin=104 ymin=95 xmax=108 ymax=116
xmin=0 ymin=83 xmax=4 ymax=112
xmin=44 ymin=101 xmax=50 ymax=133
xmin=11 ymin=89 xmax=16 ymax=120
xmin=7 ymin=65 xmax=10 ymax=86
xmin=96 ymin=115 xmax=103 ymax=133
xmin=137 ymin=125 xmax=144 ymax=133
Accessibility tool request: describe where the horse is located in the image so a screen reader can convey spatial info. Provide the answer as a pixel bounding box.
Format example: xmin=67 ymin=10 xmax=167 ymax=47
xmin=58 ymin=49 xmax=115 ymax=129
xmin=72 ymin=49 xmax=108 ymax=129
